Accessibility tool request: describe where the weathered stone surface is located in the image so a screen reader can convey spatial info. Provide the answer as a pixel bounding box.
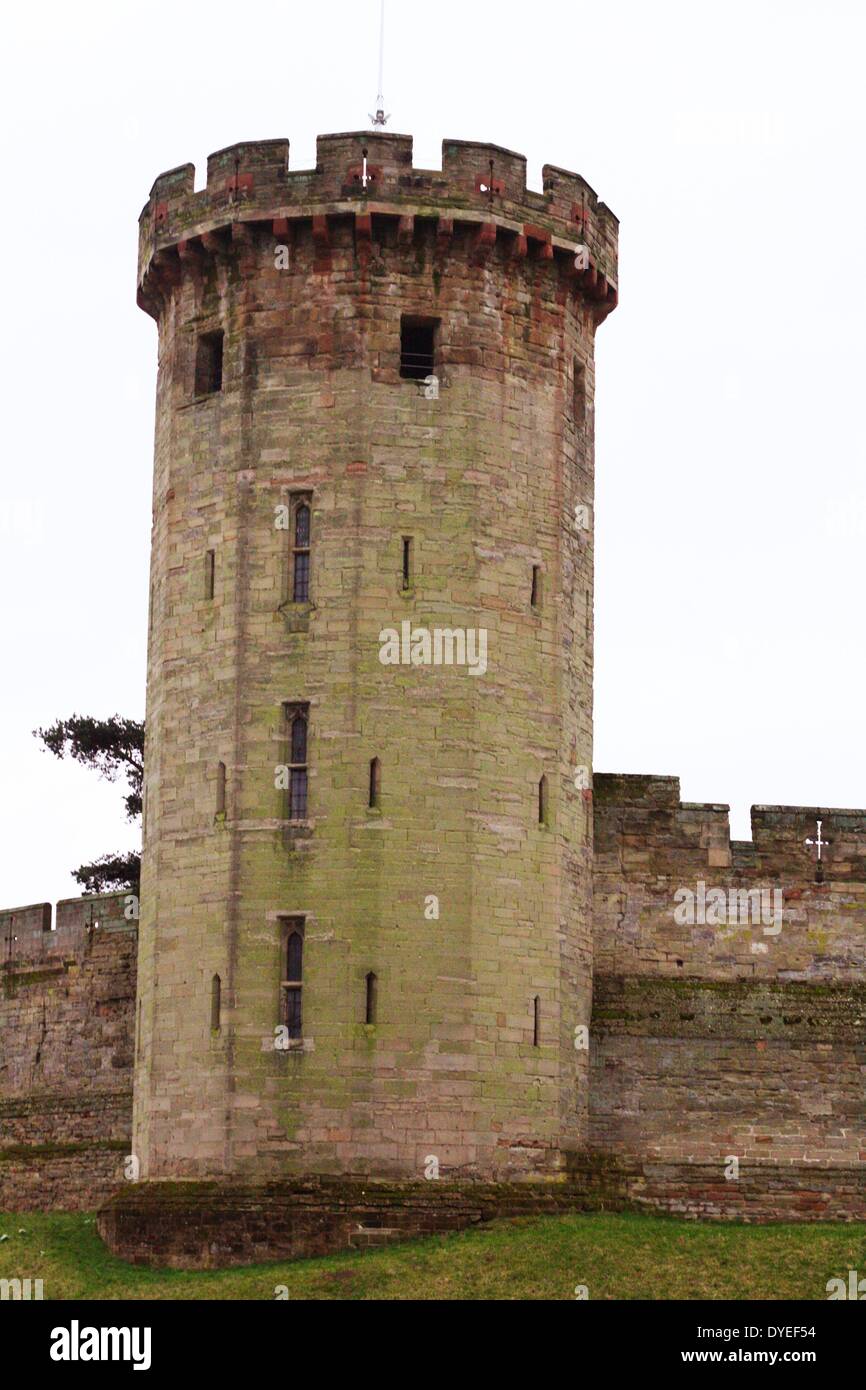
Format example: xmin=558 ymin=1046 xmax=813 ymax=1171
xmin=134 ymin=130 xmax=608 ymax=1187
xmin=0 ymin=894 xmax=136 ymax=1210
xmin=591 ymin=776 xmax=866 ymax=1188
xmin=98 ymin=1158 xmax=866 ymax=1270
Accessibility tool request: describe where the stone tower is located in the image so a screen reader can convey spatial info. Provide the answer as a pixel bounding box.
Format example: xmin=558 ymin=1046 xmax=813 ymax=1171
xmin=134 ymin=130 xmax=618 ymax=1187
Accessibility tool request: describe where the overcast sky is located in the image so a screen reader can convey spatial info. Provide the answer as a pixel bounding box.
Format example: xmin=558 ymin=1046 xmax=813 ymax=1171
xmin=1 ymin=0 xmax=864 ymax=910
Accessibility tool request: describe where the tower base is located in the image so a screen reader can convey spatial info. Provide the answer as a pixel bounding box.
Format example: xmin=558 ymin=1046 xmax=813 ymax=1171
xmin=97 ymin=1158 xmax=866 ymax=1269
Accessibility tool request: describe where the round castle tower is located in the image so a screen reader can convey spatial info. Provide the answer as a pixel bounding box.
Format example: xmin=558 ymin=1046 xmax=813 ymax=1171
xmin=134 ymin=130 xmax=618 ymax=1185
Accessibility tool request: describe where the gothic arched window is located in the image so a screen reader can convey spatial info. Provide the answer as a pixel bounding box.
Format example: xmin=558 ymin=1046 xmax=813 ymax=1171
xmin=286 ymin=708 xmax=309 ymax=820
xmin=292 ymin=501 xmax=311 ymax=602
xmin=281 ymin=922 xmax=304 ymax=1040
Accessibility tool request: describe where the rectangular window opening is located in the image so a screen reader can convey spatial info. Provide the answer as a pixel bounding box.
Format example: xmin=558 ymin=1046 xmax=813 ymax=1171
xmin=365 ymin=971 xmax=378 ymax=1026
xmin=210 ymin=974 xmax=222 ymax=1032
xmin=283 ymin=702 xmax=310 ymax=821
xmin=402 ymin=537 xmax=413 ymax=590
xmin=573 ymin=357 xmax=586 ymax=425
xmin=195 ymin=330 xmax=224 ymax=396
xmin=400 ymin=316 xmax=438 ymax=380
xmin=531 ymin=565 xmax=541 ymax=610
xmin=369 ymin=757 xmax=381 ymax=810
xmin=291 ymin=495 xmax=312 ymax=603
xmin=280 ymin=917 xmax=305 ymax=1040
xmin=205 ymin=549 xmax=215 ymax=600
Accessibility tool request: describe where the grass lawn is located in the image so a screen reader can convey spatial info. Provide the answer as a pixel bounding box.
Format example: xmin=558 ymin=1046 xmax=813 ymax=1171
xmin=1 ymin=1210 xmax=864 ymax=1300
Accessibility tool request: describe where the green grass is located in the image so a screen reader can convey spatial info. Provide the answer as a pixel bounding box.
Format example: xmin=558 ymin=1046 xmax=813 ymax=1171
xmin=1 ymin=1210 xmax=864 ymax=1300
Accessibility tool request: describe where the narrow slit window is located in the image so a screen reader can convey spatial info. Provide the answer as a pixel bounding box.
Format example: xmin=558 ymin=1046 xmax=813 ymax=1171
xmin=216 ymin=761 xmax=227 ymax=817
xmin=538 ymin=774 xmax=548 ymax=826
xmin=531 ymin=565 xmax=541 ymax=610
xmin=369 ymin=757 xmax=381 ymax=809
xmin=280 ymin=920 xmax=304 ymax=1040
xmin=573 ymin=357 xmax=586 ymax=424
xmin=284 ymin=704 xmax=310 ymax=821
xmin=211 ymin=974 xmax=221 ymax=1032
xmin=205 ymin=549 xmax=215 ymax=600
xmin=400 ymin=315 xmax=438 ymax=380
xmin=195 ymin=330 xmax=224 ymax=396
xmin=365 ymin=972 xmax=378 ymax=1025
xmin=292 ymin=500 xmax=311 ymax=602
xmin=533 ymin=996 xmax=540 ymax=1047
xmin=402 ymin=537 xmax=413 ymax=590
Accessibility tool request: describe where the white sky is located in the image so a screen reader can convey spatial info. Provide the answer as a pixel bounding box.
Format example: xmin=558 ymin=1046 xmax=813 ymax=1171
xmin=2 ymin=0 xmax=864 ymax=910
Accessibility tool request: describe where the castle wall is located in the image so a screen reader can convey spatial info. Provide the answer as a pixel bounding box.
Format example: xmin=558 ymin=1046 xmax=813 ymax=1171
xmin=591 ymin=774 xmax=866 ymax=1206
xmin=0 ymin=894 xmax=136 ymax=1211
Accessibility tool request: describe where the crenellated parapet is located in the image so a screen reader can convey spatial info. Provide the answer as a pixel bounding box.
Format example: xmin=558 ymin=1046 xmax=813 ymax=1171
xmin=138 ymin=130 xmax=618 ymax=323
xmin=593 ymin=773 xmax=866 ymax=981
xmin=0 ymin=892 xmax=135 ymax=968
xmin=594 ymin=774 xmax=866 ymax=881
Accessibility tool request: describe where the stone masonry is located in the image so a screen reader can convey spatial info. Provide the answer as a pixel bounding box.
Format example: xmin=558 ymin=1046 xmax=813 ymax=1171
xmin=591 ymin=774 xmax=866 ymax=1212
xmin=1 ymin=132 xmax=863 ymax=1262
xmin=0 ymin=894 xmax=136 ymax=1210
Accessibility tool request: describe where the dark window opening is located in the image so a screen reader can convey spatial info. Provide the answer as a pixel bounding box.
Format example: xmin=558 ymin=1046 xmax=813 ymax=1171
xmin=365 ymin=972 xmax=378 ymax=1025
xmin=531 ymin=565 xmax=541 ymax=609
xmin=291 ymin=713 xmax=307 ymax=764
xmin=290 ymin=769 xmax=307 ymax=820
xmin=573 ymin=357 xmax=586 ymax=424
xmin=280 ymin=920 xmax=304 ymax=1040
xmin=369 ymin=757 xmax=381 ymax=809
xmin=400 ymin=316 xmax=438 ymax=380
xmin=538 ymin=775 xmax=548 ymax=826
xmin=292 ymin=500 xmax=311 ymax=602
xmin=205 ymin=550 xmax=215 ymax=600
xmin=293 ymin=552 xmax=310 ymax=603
xmin=284 ymin=704 xmax=310 ymax=821
xmin=533 ymin=996 xmax=540 ymax=1047
xmin=195 ymin=330 xmax=224 ymax=396
xmin=216 ymin=761 xmax=227 ymax=817
xmin=211 ymin=974 xmax=221 ymax=1032
xmin=402 ymin=537 xmax=413 ymax=590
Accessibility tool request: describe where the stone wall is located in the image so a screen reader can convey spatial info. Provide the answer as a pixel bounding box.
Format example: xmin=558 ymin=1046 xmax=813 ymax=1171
xmin=590 ymin=774 xmax=866 ymax=1206
xmin=3 ymin=770 xmax=865 ymax=1237
xmin=0 ymin=893 xmax=136 ymax=1211
xmin=100 ymin=1155 xmax=866 ymax=1271
xmin=98 ymin=1175 xmax=603 ymax=1270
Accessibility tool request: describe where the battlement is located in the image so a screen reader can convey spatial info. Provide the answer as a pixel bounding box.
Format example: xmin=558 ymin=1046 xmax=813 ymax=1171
xmin=594 ymin=773 xmax=866 ymax=880
xmin=139 ymin=130 xmax=618 ymax=322
xmin=0 ymin=892 xmax=135 ymax=967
